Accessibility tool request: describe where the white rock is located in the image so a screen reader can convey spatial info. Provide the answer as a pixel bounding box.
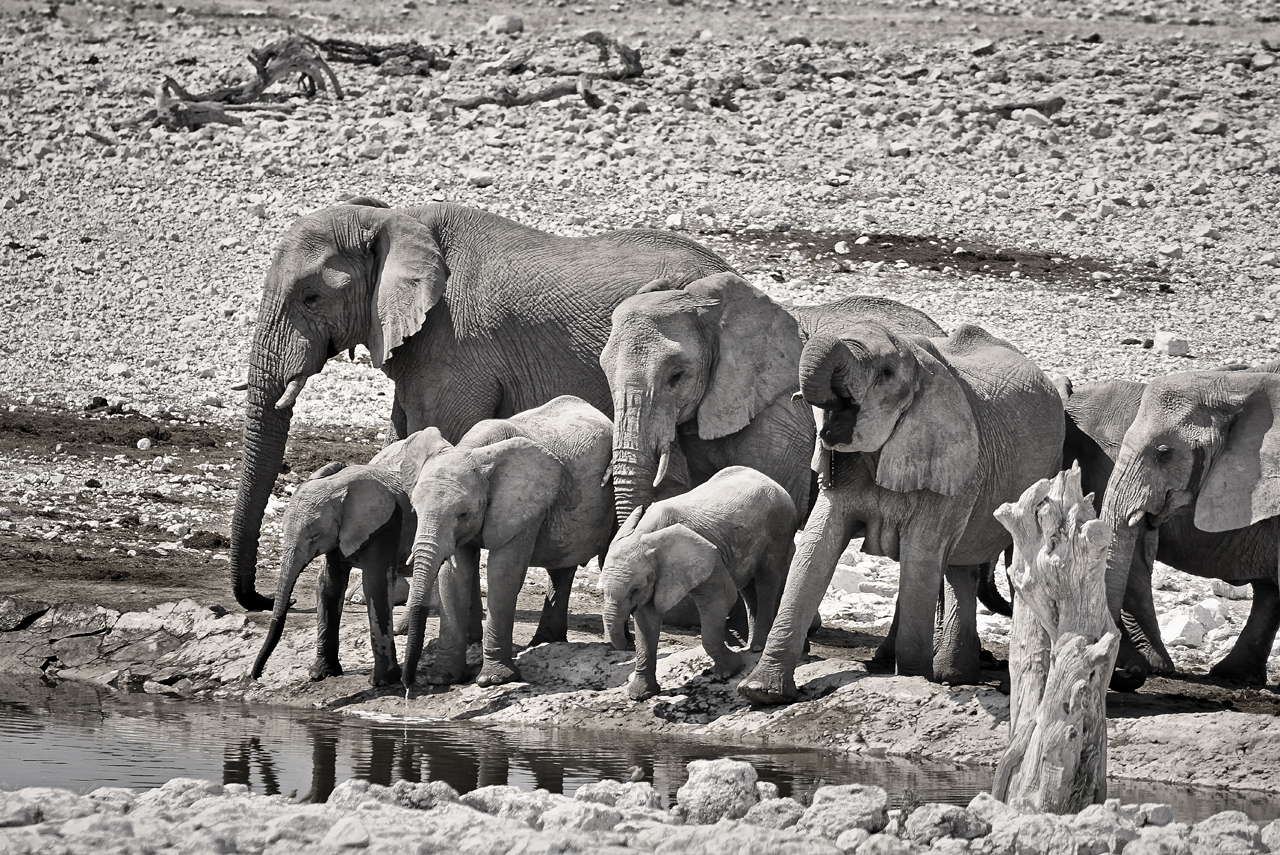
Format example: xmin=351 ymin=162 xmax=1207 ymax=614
xmin=1192 ymin=598 xmax=1231 ymax=630
xmin=107 ymin=363 xmax=133 ymax=378
xmin=665 ymin=212 xmax=685 ymax=230
xmin=1159 ymin=611 xmax=1205 ymax=647
xmin=830 ymin=564 xmax=867 ymax=594
xmin=463 ymin=169 xmax=495 ymax=188
xmin=1019 ymin=108 xmax=1051 ymax=128
xmin=1211 ymin=579 xmax=1251 ymax=600
xmin=321 ymin=815 xmax=370 ymax=848
xmin=1153 ymin=331 xmax=1190 ymax=357
xmin=1188 ymin=112 xmax=1227 ymax=135
xmin=1157 ymin=244 xmax=1184 ymax=259
xmin=136 ymin=438 xmax=153 ymax=451
xmin=834 ymin=241 xmax=850 ymax=255
xmin=487 ymin=14 xmax=523 ymax=34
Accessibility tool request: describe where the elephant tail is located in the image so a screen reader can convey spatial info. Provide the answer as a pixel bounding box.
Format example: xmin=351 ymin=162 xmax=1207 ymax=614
xmin=978 ymin=553 xmax=1013 ymax=618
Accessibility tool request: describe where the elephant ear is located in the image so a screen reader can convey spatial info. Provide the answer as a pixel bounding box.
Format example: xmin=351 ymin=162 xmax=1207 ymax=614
xmin=308 ymin=461 xmax=346 ymax=481
xmin=345 ymin=195 xmax=390 ymax=208
xmin=647 ymin=523 xmax=719 ymax=615
xmin=617 ymin=506 xmax=645 ymax=538
xmin=876 ymin=344 xmax=980 ymax=496
xmin=1195 ymin=386 xmax=1280 ymax=532
xmin=691 ymin=273 xmax=803 ymax=441
xmin=475 ymin=437 xmax=566 ymax=549
xmin=362 ymin=209 xmax=448 ymax=369
xmin=338 ymin=478 xmax=401 ymax=558
xmin=401 ymin=427 xmax=454 ymax=491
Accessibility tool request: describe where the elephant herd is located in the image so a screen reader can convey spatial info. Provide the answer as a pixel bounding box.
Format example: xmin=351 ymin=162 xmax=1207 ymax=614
xmin=241 ymin=199 xmax=1280 ymax=700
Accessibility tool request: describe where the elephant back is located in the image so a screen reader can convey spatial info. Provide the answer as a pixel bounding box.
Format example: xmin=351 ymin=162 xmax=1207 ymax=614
xmin=791 ymin=294 xmax=944 ymax=340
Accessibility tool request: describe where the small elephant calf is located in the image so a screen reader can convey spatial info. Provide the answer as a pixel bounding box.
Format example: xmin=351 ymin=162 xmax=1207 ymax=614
xmin=251 ymin=441 xmax=411 ymax=687
xmin=600 ymin=466 xmax=797 ymax=701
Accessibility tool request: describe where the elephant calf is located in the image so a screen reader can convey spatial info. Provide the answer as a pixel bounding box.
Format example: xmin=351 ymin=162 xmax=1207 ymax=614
xmin=251 ymin=442 xmax=412 ymax=687
xmin=601 ymin=466 xmax=796 ymax=701
xmin=400 ymin=395 xmax=615 ymax=689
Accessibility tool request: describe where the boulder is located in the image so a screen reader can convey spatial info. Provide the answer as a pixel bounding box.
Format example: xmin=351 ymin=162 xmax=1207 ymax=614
xmin=460 ymin=785 xmax=565 ymax=827
xmin=904 ymin=803 xmax=991 ymax=844
xmin=1190 ymin=810 xmax=1263 ymax=852
xmin=796 ymin=784 xmax=889 ymax=839
xmin=674 ymin=759 xmax=760 ymax=824
xmin=743 ymin=797 xmax=806 ymax=830
xmin=538 ymin=800 xmax=622 ymax=833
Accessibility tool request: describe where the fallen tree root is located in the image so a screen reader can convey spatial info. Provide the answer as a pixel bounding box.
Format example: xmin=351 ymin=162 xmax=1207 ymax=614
xmin=303 ymin=36 xmax=451 ymax=76
xmin=138 ymin=35 xmax=342 ymax=131
xmin=446 ymin=74 xmax=602 ymax=110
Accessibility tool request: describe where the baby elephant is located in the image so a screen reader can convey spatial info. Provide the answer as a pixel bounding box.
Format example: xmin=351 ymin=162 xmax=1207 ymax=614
xmin=600 ymin=466 xmax=797 ymax=701
xmin=251 ymin=441 xmax=410 ymax=687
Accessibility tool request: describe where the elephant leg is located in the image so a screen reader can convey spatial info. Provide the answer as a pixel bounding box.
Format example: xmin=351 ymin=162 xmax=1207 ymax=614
xmin=1210 ymin=578 xmax=1280 ymax=685
xmin=430 ymin=550 xmax=478 ymax=685
xmin=893 ymin=536 xmax=950 ymax=681
xmin=629 ymin=602 xmax=663 ymax=701
xmin=476 ymin=534 xmax=538 ymax=688
xmin=529 ymin=566 xmax=576 ymax=647
xmin=739 ymin=491 xmax=850 ymax=704
xmin=873 ymin=603 xmax=899 ymax=665
xmin=934 ymin=564 xmax=982 ymax=685
xmin=747 ymin=540 xmax=789 ymax=652
xmin=693 ymin=574 xmax=744 ymax=680
xmin=310 ymin=552 xmax=351 ymax=681
xmin=358 ymin=539 xmax=401 ymax=688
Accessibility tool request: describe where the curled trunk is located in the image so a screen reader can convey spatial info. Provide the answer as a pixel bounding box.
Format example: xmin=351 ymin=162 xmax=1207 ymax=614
xmin=603 ymin=598 xmax=632 ymax=651
xmin=799 ymin=334 xmax=862 ymax=404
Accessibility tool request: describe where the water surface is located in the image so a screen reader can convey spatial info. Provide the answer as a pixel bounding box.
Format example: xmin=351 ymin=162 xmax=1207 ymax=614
xmin=1 ymin=677 xmax=1276 ymax=824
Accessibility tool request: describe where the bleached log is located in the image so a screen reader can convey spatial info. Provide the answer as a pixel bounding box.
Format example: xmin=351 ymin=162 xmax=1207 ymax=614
xmin=991 ymin=465 xmax=1119 ymax=813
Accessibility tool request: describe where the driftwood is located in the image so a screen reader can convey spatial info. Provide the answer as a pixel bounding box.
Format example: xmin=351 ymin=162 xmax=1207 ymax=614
xmin=445 ymin=31 xmax=640 ymax=111
xmin=991 ymin=465 xmax=1119 ymax=813
xmin=303 ymin=36 xmax=451 ymax=76
xmin=138 ymin=36 xmax=342 ymax=131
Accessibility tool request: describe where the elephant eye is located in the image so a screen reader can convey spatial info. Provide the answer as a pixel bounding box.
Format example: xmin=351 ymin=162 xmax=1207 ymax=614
xmin=668 ymin=369 xmax=684 ymax=386
xmin=1154 ymin=445 xmax=1173 ymax=462
xmin=302 ymin=292 xmax=321 ymax=309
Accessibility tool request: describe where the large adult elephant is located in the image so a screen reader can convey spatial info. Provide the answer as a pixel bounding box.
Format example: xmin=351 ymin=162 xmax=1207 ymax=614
xmin=598 ymin=273 xmax=944 ymax=527
xmin=232 ymin=200 xmax=731 ymax=611
xmin=739 ymin=323 xmax=1064 ymax=701
xmin=1095 ymin=368 xmax=1280 ymax=689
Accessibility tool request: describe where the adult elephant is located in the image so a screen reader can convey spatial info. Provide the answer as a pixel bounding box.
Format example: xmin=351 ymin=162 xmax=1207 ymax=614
xmin=1095 ymin=368 xmax=1280 ymax=689
xmin=598 ymin=273 xmax=944 ymax=527
xmin=232 ymin=200 xmax=731 ymax=611
xmin=739 ymin=323 xmax=1064 ymax=701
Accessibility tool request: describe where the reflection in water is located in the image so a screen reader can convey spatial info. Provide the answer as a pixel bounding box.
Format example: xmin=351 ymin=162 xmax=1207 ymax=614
xmin=0 ymin=676 xmax=1278 ymax=824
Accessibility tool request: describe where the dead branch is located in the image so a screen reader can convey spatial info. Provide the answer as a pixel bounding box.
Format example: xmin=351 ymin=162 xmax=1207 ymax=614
xmin=303 ymin=36 xmax=451 ymax=75
xmin=445 ymin=74 xmax=601 ymax=111
xmin=991 ymin=464 xmax=1120 ymax=814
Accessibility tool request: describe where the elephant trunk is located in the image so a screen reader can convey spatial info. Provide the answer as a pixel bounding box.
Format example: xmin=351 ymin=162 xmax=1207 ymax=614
xmin=603 ymin=597 xmax=632 ymax=651
xmin=799 ymin=334 xmax=860 ymax=405
xmin=611 ymin=389 xmax=660 ymax=528
xmin=250 ymin=541 xmax=314 ymax=679
xmin=1100 ymin=460 xmax=1155 ymax=620
xmin=401 ymin=526 xmax=451 ymax=687
xmin=230 ymin=325 xmax=315 ymax=612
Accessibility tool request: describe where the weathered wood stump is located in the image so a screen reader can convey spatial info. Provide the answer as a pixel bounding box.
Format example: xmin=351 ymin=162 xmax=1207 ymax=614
xmin=991 ymin=464 xmax=1120 ymax=813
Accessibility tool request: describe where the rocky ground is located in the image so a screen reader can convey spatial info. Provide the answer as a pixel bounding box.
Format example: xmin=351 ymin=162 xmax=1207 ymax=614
xmin=3 ymin=0 xmax=1280 ymax=842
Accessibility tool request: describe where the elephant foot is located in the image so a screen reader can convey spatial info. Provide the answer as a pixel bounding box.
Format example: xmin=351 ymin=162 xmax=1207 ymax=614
xmin=1209 ymin=658 xmax=1267 ymax=686
xmin=628 ymin=673 xmax=661 ymax=702
xmin=529 ymin=625 xmax=568 ymax=647
xmin=475 ymin=660 xmax=521 ymax=688
xmin=370 ymin=664 xmax=402 ymax=688
xmin=1109 ymin=663 xmax=1148 ymax=693
xmin=737 ymin=662 xmax=797 ymax=705
xmin=708 ymin=650 xmax=744 ymax=681
xmin=308 ymin=658 xmax=343 ymax=682
xmin=871 ymin=636 xmax=895 ymax=665
xmin=239 ymin=591 xmax=274 ymax=613
xmin=393 ymin=615 xmax=409 ymax=636
xmin=932 ymin=655 xmax=981 ymax=687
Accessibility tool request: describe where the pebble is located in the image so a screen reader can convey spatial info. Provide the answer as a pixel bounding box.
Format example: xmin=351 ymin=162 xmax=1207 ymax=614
xmin=463 ymin=169 xmax=495 ymax=188
xmin=1153 ymin=331 xmax=1190 ymax=357
xmin=487 ymin=14 xmax=523 ymax=35
xmin=666 ymin=212 xmax=685 ymax=230
xmin=136 ymin=438 xmax=152 ymax=451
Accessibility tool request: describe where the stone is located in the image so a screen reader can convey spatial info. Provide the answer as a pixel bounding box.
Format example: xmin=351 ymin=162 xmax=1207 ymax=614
xmin=971 ymin=38 xmax=996 ymax=56
xmin=487 ymin=14 xmax=523 ymax=34
xmin=575 ymin=780 xmax=625 ymax=806
xmin=796 ymin=784 xmax=889 ymax=839
xmin=666 ymin=212 xmax=686 ymax=230
xmin=743 ymin=797 xmax=806 ymax=829
xmin=539 ymin=801 xmax=622 ymax=833
xmin=1127 ymin=823 xmax=1194 ymax=855
xmin=1194 ymin=224 xmax=1222 ymax=240
xmin=887 ymin=141 xmax=912 ymax=157
xmin=1261 ymin=819 xmax=1280 ymax=852
xmin=756 ymin=782 xmax=779 ymax=801
xmin=1142 ymin=804 xmax=1175 ymax=827
xmin=139 ymin=778 xmax=226 ymax=810
xmin=1153 ymin=331 xmax=1190 ymax=357
xmin=1260 ymin=251 xmax=1278 ymax=267
xmin=460 ymin=785 xmax=563 ymax=827
xmin=616 ymin=782 xmax=661 ymax=811
xmin=1071 ymin=803 xmax=1139 ymax=851
xmin=853 ymin=834 xmax=912 ymax=854
xmin=1254 ymin=52 xmax=1278 ymax=71
xmin=834 ymin=241 xmax=850 ymax=254
xmin=904 ymin=803 xmax=991 ymax=844
xmin=463 ymin=169 xmax=495 ymax=188
xmin=984 ymin=813 xmax=1082 ymax=855
xmin=1209 ymin=580 xmax=1250 ymax=601
xmin=321 ymin=815 xmax=370 ymax=849
xmin=633 ymin=819 xmax=843 ymax=854
xmin=830 ymin=565 xmax=868 ymax=594
xmin=1190 ymin=811 xmax=1263 ymax=850
xmin=836 ymin=828 xmax=870 ymax=851
xmin=1020 ymin=108 xmax=1051 ymax=128
xmin=1191 ymin=598 xmax=1230 ymax=630
xmin=1157 ymin=244 xmax=1184 ymax=259
xmin=675 ymin=759 xmax=759 ymax=824
xmin=1188 ymin=112 xmax=1227 ymax=135
xmin=136 ymin=438 xmax=153 ymax=450
xmin=1189 ymin=178 xmax=1211 ymax=195
xmin=1159 ymin=611 xmax=1205 ymax=647
xmin=390 ymin=779 xmax=459 ymax=810
xmin=107 ymin=363 xmax=133 ymax=378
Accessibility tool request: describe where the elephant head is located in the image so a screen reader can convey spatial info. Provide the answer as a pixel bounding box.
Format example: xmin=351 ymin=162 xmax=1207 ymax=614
xmin=250 ymin=465 xmax=402 ymax=679
xmin=799 ymin=323 xmax=979 ymax=495
xmin=1101 ymin=372 xmax=1280 ymax=622
xmin=598 ymin=272 xmax=802 ymax=526
xmin=399 ymin=428 xmax=566 ymax=686
xmin=599 ymin=509 xmax=719 ymax=650
xmin=231 ymin=201 xmax=447 ymax=611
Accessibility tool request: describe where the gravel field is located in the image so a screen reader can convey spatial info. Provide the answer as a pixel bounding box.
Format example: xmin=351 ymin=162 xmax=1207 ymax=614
xmin=3 ymin=0 xmax=1280 ymax=839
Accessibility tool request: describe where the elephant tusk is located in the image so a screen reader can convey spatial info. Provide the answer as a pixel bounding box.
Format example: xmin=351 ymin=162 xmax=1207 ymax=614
xmin=791 ymin=390 xmax=804 ymax=402
xmin=1126 ymin=508 xmax=1146 ymax=528
xmin=275 ymin=376 xmax=308 ymax=410
xmin=653 ymin=444 xmax=671 ymax=488
xmin=600 ymin=461 xmax=613 ymax=488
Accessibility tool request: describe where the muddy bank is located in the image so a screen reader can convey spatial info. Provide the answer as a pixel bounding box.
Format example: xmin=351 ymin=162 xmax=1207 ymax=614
xmin=4 ymin=594 xmax=1279 ymax=802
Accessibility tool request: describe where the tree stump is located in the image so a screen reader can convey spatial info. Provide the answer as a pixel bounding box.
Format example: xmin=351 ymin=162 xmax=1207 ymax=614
xmin=991 ymin=465 xmax=1119 ymax=813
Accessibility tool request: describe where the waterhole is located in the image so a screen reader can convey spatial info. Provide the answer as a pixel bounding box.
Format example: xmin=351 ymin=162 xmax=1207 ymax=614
xmin=2 ymin=677 xmax=1277 ymax=823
